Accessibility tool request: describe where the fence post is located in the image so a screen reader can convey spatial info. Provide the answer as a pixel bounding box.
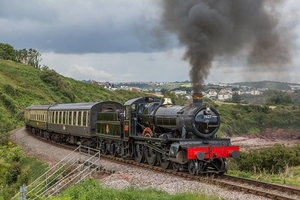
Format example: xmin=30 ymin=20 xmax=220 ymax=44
xmin=20 ymin=184 xmax=26 ymax=200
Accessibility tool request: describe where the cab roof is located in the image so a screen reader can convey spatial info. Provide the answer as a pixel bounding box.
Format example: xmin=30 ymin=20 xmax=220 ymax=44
xmin=124 ymin=97 xmax=161 ymax=106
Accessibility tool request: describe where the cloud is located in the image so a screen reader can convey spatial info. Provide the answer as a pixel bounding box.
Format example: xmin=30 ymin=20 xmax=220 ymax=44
xmin=0 ymin=0 xmax=160 ymax=54
xmin=0 ymin=0 xmax=299 ymax=84
xmin=41 ymin=49 xmax=190 ymax=82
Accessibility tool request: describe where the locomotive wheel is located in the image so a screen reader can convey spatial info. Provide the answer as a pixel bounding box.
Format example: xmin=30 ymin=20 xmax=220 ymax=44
xmin=101 ymin=141 xmax=109 ymax=155
xmin=172 ymin=163 xmax=180 ymax=172
xmin=158 ymin=154 xmax=170 ymax=169
xmin=112 ymin=142 xmax=121 ymax=157
xmin=188 ymin=160 xmax=198 ymax=175
xmin=145 ymin=146 xmax=157 ymax=166
xmin=109 ymin=142 xmax=116 ymax=156
xmin=134 ymin=143 xmax=144 ymax=163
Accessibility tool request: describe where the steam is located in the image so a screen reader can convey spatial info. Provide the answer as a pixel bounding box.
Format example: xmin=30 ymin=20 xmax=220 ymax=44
xmin=158 ymin=0 xmax=292 ymax=93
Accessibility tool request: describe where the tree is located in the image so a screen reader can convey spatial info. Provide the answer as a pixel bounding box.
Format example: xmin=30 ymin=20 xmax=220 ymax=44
xmin=15 ymin=48 xmax=42 ymax=69
xmin=264 ymin=89 xmax=293 ymax=105
xmin=27 ymin=48 xmax=42 ymax=69
xmin=15 ymin=48 xmax=28 ymax=64
xmin=294 ymin=89 xmax=300 ymax=94
xmin=0 ymin=43 xmax=16 ymax=61
xmin=160 ymin=88 xmax=168 ymax=95
xmin=232 ymin=92 xmax=241 ymax=103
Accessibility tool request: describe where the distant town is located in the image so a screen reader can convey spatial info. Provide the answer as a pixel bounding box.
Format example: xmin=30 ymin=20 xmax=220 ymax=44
xmin=84 ymin=80 xmax=300 ymax=102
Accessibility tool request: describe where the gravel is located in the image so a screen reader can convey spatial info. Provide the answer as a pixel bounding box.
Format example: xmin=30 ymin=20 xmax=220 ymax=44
xmin=11 ymin=127 xmax=270 ymax=200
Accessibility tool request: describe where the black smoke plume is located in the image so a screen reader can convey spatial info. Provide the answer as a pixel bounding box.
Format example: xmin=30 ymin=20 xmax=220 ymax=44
xmin=159 ymin=0 xmax=291 ymax=93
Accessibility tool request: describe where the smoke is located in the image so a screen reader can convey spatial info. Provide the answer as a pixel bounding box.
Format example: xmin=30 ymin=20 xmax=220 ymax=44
xmin=158 ymin=0 xmax=292 ymax=93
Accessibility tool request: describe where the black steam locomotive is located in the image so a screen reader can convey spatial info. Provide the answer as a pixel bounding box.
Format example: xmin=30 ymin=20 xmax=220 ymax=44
xmin=25 ymin=95 xmax=239 ymax=175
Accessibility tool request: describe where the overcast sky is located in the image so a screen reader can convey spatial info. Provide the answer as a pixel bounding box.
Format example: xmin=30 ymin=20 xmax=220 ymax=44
xmin=0 ymin=0 xmax=299 ymax=84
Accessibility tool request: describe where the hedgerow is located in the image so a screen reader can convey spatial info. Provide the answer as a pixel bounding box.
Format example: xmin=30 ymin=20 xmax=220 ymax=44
xmin=235 ymin=144 xmax=300 ymax=174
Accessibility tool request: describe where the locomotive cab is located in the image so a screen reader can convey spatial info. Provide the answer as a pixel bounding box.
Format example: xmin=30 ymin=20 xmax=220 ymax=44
xmin=123 ymin=97 xmax=162 ymax=137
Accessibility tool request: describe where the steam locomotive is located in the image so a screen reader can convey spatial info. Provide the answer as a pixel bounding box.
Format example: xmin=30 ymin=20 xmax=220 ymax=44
xmin=25 ymin=94 xmax=239 ymax=175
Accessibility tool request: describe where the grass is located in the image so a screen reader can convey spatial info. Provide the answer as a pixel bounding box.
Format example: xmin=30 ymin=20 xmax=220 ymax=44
xmin=47 ymin=178 xmax=220 ymax=200
xmin=0 ymin=151 xmax=49 ymax=200
xmin=228 ymin=165 xmax=300 ymax=187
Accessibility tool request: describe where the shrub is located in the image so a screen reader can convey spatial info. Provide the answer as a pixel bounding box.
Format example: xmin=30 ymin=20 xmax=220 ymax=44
xmin=5 ymin=162 xmax=21 ymax=185
xmin=236 ymin=144 xmax=300 ymax=174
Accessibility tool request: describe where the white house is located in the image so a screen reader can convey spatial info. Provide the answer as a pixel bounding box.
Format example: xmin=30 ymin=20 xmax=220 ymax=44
xmin=218 ymin=88 xmax=232 ymax=100
xmin=206 ymin=89 xmax=218 ymax=98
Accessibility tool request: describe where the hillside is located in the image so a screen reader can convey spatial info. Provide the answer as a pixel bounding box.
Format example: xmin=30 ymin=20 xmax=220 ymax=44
xmin=234 ymin=81 xmax=294 ymax=90
xmin=0 ymin=59 xmax=143 ymax=132
xmin=1 ymin=58 xmax=300 ymax=135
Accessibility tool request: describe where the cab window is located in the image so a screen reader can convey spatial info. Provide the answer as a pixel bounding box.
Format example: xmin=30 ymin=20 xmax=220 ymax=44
xmin=125 ymin=106 xmax=130 ymax=120
xmin=131 ymin=104 xmax=136 ymax=112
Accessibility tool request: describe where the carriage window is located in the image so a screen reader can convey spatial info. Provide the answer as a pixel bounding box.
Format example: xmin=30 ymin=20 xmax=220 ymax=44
xmin=59 ymin=112 xmax=61 ymax=124
xmin=63 ymin=111 xmax=68 ymax=124
xmin=49 ymin=111 xmax=51 ymax=123
xmin=73 ymin=111 xmax=77 ymax=125
xmin=60 ymin=111 xmax=65 ymax=124
xmin=87 ymin=111 xmax=90 ymax=126
xmin=83 ymin=111 xmax=87 ymax=126
xmin=65 ymin=111 xmax=68 ymax=125
xmin=55 ymin=111 xmax=58 ymax=124
xmin=58 ymin=111 xmax=61 ymax=124
xmin=52 ymin=112 xmax=54 ymax=123
xmin=78 ymin=111 xmax=82 ymax=126
xmin=69 ymin=111 xmax=72 ymax=125
xmin=61 ymin=111 xmax=63 ymax=124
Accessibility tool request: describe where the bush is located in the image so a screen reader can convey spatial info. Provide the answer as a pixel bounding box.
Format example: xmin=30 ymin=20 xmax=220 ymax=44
xmin=5 ymin=162 xmax=21 ymax=185
xmin=264 ymin=89 xmax=293 ymax=105
xmin=236 ymin=144 xmax=300 ymax=174
xmin=40 ymin=69 xmax=76 ymax=102
xmin=3 ymin=84 xmax=17 ymax=96
xmin=217 ymin=103 xmax=300 ymax=135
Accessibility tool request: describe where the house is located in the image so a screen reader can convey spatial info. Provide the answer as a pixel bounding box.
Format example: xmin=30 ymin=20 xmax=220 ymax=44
xmin=218 ymin=88 xmax=232 ymax=100
xmin=206 ymin=89 xmax=218 ymax=98
xmin=172 ymin=90 xmax=187 ymax=95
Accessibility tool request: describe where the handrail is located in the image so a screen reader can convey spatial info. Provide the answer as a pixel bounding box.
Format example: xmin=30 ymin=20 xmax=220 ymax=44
xmin=12 ymin=146 xmax=101 ymax=200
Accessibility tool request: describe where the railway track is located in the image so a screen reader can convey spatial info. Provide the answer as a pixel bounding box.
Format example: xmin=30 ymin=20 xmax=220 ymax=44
xmin=28 ymin=131 xmax=300 ymax=200
xmin=105 ymin=155 xmax=300 ymax=200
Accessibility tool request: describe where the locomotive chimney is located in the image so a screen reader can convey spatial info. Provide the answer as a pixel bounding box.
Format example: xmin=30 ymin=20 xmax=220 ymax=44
xmin=192 ymin=93 xmax=203 ymax=106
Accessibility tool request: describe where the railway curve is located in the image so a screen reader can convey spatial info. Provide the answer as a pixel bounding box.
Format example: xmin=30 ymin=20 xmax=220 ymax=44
xmin=11 ymin=127 xmax=299 ymax=200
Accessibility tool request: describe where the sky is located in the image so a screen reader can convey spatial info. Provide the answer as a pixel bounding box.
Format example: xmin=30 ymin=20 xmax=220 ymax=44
xmin=0 ymin=0 xmax=299 ymax=84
